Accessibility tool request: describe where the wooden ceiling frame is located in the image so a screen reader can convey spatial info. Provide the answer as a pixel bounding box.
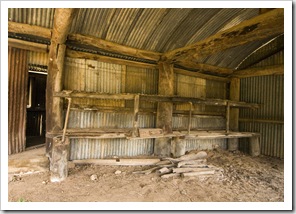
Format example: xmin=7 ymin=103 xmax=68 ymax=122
xmin=8 ymin=8 xmax=284 ymax=78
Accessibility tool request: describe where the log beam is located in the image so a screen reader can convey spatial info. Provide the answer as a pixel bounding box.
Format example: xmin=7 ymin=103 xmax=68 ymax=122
xmin=231 ymin=64 xmax=284 ymax=78
xmin=8 ymin=38 xmax=48 ymax=53
xmin=176 ymin=61 xmax=233 ymax=76
xmin=66 ymin=49 xmax=158 ymax=69
xmin=155 ymin=62 xmax=174 ymax=157
xmin=163 ymin=9 xmax=284 ymax=64
xmin=174 ymin=67 xmax=229 ymax=82
xmin=8 ymin=21 xmax=52 ymax=39
xmin=68 ymin=34 xmax=161 ymax=62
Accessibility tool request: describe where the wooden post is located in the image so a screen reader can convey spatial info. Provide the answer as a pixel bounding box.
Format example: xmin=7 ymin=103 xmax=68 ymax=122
xmin=228 ymin=78 xmax=240 ymax=151
xmin=46 ymin=9 xmax=78 ymax=182
xmin=132 ymin=94 xmax=140 ymax=137
xmin=249 ymin=136 xmax=260 ymax=156
xmin=154 ymin=61 xmax=174 ymax=157
xmin=50 ymin=137 xmax=70 ymax=182
xmin=171 ymin=137 xmax=186 ymax=158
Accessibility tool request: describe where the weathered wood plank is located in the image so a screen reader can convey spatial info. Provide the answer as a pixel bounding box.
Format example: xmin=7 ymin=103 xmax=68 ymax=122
xmin=249 ymin=136 xmax=260 ymax=157
xmin=68 ymin=34 xmax=161 ymax=62
xmin=163 ymin=9 xmax=284 ymax=63
xmin=231 ymin=64 xmax=284 ymax=78
xmin=177 ymin=159 xmax=207 ymax=168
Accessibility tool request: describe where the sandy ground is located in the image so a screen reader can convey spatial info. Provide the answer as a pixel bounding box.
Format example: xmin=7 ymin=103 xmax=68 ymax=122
xmin=8 ymin=149 xmax=284 ymax=203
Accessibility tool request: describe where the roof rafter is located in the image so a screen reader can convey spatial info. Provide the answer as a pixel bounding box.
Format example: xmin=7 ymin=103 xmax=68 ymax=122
xmin=162 ymin=8 xmax=284 ymax=65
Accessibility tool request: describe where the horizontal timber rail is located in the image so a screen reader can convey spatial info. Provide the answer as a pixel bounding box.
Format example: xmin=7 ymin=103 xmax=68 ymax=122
xmin=47 ymin=128 xmax=259 ymax=140
xmin=54 ymin=91 xmax=259 ymax=108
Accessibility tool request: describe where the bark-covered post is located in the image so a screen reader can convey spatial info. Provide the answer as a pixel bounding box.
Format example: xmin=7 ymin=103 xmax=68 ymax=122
xmin=46 ymin=8 xmax=78 ymax=182
xmin=154 ymin=61 xmax=174 ymax=157
xmin=228 ymin=78 xmax=240 ymax=151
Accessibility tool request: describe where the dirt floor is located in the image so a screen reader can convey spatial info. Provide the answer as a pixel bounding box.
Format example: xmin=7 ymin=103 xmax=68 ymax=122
xmin=8 ymin=148 xmax=284 ymax=203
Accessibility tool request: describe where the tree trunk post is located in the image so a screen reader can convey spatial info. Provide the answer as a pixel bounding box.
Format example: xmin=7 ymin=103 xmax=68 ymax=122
xmin=154 ymin=61 xmax=174 ymax=157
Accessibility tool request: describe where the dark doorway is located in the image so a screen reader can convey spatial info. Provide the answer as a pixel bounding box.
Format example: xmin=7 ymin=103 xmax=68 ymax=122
xmin=26 ymin=72 xmax=47 ymax=148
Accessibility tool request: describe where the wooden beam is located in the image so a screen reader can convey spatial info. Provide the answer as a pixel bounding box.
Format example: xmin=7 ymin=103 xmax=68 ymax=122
xmin=66 ymin=49 xmax=158 ymax=69
xmin=8 ymin=38 xmax=48 ymax=53
xmin=174 ymin=67 xmax=229 ymax=82
xmin=231 ymin=64 xmax=284 ymax=78
xmin=163 ymin=8 xmax=284 ymax=63
xmin=228 ymin=78 xmax=240 ymax=151
xmin=8 ymin=21 xmax=52 ymax=39
xmin=176 ymin=60 xmax=233 ymax=76
xmin=68 ymin=34 xmax=161 ymax=62
xmin=73 ymin=158 xmax=161 ymax=166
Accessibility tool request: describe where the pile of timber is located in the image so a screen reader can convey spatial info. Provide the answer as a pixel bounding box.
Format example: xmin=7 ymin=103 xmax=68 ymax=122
xmin=133 ymin=151 xmax=224 ymax=180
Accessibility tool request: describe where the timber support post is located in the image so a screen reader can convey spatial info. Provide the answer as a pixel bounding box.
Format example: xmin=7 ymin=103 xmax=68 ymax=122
xmin=228 ymin=78 xmax=240 ymax=151
xmin=249 ymin=136 xmax=260 ymax=156
xmin=46 ymin=8 xmax=78 ymax=182
xmin=154 ymin=61 xmax=174 ymax=157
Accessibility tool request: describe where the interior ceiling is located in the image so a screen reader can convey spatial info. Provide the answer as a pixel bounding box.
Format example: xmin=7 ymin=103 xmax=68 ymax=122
xmin=8 ymin=8 xmax=284 ymax=75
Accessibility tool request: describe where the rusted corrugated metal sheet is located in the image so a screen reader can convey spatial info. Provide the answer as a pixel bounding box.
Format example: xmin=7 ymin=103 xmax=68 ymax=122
xmin=8 ymin=47 xmax=28 ymax=154
xmin=70 ymin=138 xmax=154 ymax=160
xmin=8 ymin=8 xmax=54 ymax=29
xmin=252 ymin=50 xmax=284 ymax=67
xmin=68 ymin=110 xmax=155 ymax=159
xmin=64 ymin=59 xmax=158 ymax=159
xmin=28 ymin=51 xmax=48 ymax=66
xmin=64 ymin=57 xmax=124 ymax=107
xmin=240 ymin=75 xmax=284 ymax=158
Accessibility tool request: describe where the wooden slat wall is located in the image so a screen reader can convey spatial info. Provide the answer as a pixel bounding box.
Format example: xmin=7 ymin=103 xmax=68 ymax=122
xmin=8 ymin=47 xmax=28 ymax=154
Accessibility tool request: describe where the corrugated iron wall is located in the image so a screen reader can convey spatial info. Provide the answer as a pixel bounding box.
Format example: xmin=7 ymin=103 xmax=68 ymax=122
xmin=174 ymin=74 xmax=227 ymax=151
xmin=64 ymin=58 xmax=157 ymax=159
xmin=239 ymin=50 xmax=284 ymax=158
xmin=8 ymin=47 xmax=28 ymax=154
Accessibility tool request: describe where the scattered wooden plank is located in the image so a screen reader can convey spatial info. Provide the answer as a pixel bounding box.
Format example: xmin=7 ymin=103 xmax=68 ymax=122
xmin=173 ymin=167 xmax=216 ymax=174
xmin=158 ymin=167 xmax=171 ymax=174
xmin=161 ymin=173 xmax=181 ymax=179
xmin=133 ymin=166 xmax=160 ymax=175
xmin=181 ymin=170 xmax=216 ymax=177
xmin=177 ymin=159 xmax=207 ymax=168
xmin=155 ymin=160 xmax=173 ymax=165
xmin=164 ymin=151 xmax=208 ymax=163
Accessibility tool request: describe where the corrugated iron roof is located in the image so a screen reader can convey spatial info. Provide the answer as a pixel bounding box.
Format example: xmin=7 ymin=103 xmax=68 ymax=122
xmin=9 ymin=8 xmax=280 ymax=71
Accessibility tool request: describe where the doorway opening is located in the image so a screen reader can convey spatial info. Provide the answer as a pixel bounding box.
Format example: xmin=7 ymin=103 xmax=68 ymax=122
xmin=26 ymin=71 xmax=47 ymax=148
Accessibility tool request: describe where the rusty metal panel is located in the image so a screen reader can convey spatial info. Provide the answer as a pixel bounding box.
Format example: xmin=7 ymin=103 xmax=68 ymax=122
xmin=68 ymin=110 xmax=155 ymax=129
xmin=252 ymin=50 xmax=284 ymax=67
xmin=8 ymin=47 xmax=28 ymax=154
xmin=175 ymin=73 xmax=206 ymax=112
xmin=8 ymin=8 xmax=55 ymax=28
xmin=240 ymin=75 xmax=284 ymax=158
xmin=125 ymin=66 xmax=158 ymax=109
xmin=28 ymin=51 xmax=48 ymax=66
xmin=64 ymin=58 xmax=124 ymax=107
xmin=69 ymin=138 xmax=154 ymax=160
xmin=173 ymin=115 xmax=225 ymax=130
